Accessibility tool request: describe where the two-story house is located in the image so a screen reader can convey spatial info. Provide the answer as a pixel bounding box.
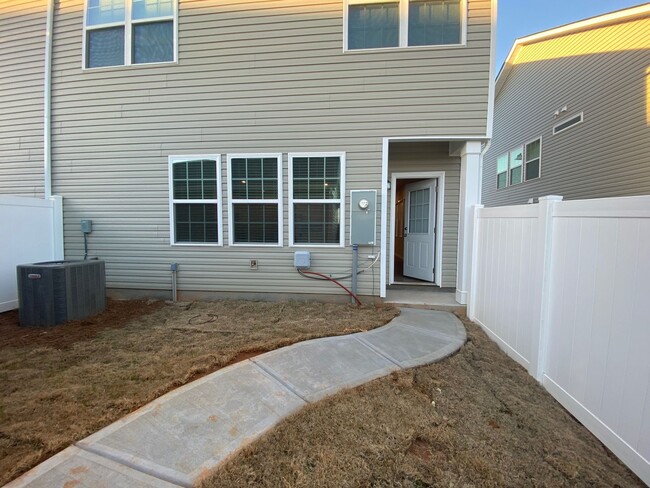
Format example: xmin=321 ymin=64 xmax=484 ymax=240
xmin=482 ymin=4 xmax=650 ymax=207
xmin=0 ymin=0 xmax=495 ymax=304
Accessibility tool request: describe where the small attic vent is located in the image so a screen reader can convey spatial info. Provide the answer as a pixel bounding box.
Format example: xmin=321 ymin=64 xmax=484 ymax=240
xmin=553 ymin=113 xmax=583 ymax=135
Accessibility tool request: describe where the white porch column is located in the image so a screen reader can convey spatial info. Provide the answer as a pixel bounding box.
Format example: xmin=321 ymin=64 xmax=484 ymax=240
xmin=455 ymin=140 xmax=483 ymax=305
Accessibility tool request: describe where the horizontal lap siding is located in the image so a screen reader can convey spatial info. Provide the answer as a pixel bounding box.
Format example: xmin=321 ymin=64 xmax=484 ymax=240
xmin=483 ymin=17 xmax=650 ymax=207
xmin=50 ymin=0 xmax=491 ymax=296
xmin=0 ymin=0 xmax=46 ymax=196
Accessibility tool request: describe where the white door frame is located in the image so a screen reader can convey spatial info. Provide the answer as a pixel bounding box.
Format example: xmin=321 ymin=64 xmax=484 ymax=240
xmin=389 ymin=171 xmax=445 ymax=287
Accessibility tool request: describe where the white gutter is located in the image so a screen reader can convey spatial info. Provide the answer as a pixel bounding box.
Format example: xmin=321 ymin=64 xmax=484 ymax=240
xmin=44 ymin=0 xmax=54 ymax=198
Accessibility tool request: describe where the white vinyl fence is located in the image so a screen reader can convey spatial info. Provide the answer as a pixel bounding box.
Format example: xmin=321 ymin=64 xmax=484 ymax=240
xmin=469 ymin=195 xmax=650 ymax=485
xmin=0 ymin=196 xmax=64 ymax=312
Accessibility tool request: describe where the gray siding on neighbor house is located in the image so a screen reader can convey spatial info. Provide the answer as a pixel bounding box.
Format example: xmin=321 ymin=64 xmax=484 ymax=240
xmin=0 ymin=1 xmax=46 ymax=196
xmin=45 ymin=0 xmax=492 ymax=297
xmin=483 ymin=15 xmax=650 ymax=207
xmin=388 ymin=142 xmax=459 ymax=288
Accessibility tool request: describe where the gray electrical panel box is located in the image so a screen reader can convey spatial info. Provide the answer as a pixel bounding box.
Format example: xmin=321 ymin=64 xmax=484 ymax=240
xmin=350 ymin=190 xmax=377 ymax=245
xmin=294 ymin=251 xmax=311 ymax=269
xmin=81 ymin=219 xmax=93 ymax=234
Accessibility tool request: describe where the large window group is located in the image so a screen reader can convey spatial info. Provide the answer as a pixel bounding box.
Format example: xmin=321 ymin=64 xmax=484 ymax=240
xmin=346 ymin=0 xmax=464 ymax=50
xmin=85 ymin=0 xmax=176 ymax=68
xmin=496 ymin=138 xmax=542 ymax=189
xmin=169 ymin=153 xmax=346 ymax=247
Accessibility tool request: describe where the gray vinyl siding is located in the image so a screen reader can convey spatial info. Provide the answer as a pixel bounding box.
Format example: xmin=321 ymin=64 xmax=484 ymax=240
xmin=48 ymin=0 xmax=491 ymax=296
xmin=483 ymin=16 xmax=650 ymax=207
xmin=0 ymin=0 xmax=45 ymax=196
xmin=388 ymin=142 xmax=459 ymax=288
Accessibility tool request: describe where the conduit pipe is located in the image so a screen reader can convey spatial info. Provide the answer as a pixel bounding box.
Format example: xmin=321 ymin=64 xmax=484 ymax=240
xmin=171 ymin=263 xmax=178 ymax=302
xmin=44 ymin=0 xmax=54 ymax=198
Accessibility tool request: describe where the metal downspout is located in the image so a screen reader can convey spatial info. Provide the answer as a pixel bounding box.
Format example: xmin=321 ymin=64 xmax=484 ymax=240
xmin=44 ymin=0 xmax=54 ymax=198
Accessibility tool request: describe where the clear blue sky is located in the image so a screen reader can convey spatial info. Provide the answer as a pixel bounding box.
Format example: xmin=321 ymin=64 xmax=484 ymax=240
xmin=496 ymin=0 xmax=647 ymax=68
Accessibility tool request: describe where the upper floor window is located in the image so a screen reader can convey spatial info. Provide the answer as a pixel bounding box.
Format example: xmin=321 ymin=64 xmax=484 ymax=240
xmin=84 ymin=0 xmax=176 ymax=68
xmin=496 ymin=138 xmax=542 ymax=189
xmin=346 ymin=0 xmax=464 ymax=51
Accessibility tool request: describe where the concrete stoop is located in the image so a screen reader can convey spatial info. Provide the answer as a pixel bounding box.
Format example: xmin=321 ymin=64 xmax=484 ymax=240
xmin=5 ymin=309 xmax=466 ymax=488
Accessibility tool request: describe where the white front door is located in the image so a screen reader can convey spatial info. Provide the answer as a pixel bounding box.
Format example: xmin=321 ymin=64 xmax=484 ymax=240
xmin=403 ymin=179 xmax=437 ymax=282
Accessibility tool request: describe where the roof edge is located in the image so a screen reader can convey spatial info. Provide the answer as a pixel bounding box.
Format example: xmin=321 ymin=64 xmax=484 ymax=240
xmin=495 ymin=3 xmax=650 ymax=97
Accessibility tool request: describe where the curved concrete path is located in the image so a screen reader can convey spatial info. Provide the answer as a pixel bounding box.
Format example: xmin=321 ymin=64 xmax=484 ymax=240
xmin=5 ymin=308 xmax=466 ymax=488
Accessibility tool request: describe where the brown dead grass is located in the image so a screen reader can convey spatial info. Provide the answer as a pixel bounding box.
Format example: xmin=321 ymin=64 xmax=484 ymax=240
xmin=201 ymin=313 xmax=644 ymax=488
xmin=0 ymin=299 xmax=398 ymax=485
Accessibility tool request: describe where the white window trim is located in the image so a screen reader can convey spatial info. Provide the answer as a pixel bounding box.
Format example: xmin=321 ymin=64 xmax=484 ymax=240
xmin=227 ymin=153 xmax=283 ymax=247
xmin=496 ymin=153 xmax=508 ymax=190
xmin=343 ymin=0 xmax=467 ymax=52
xmin=508 ymin=145 xmax=524 ymax=186
xmin=288 ymin=152 xmax=346 ymax=248
xmin=523 ymin=136 xmax=543 ymax=181
xmin=82 ymin=0 xmax=178 ymax=70
xmin=553 ymin=112 xmax=584 ymax=135
xmin=496 ymin=136 xmax=543 ymax=190
xmin=168 ymin=154 xmax=223 ymax=247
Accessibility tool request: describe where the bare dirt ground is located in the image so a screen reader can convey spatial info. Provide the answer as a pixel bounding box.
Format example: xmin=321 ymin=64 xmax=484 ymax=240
xmin=202 ymin=313 xmax=644 ymax=488
xmin=0 ymin=299 xmax=398 ymax=485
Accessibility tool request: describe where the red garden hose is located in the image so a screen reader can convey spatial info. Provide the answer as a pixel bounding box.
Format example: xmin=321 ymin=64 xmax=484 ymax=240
xmin=298 ymin=270 xmax=363 ymax=306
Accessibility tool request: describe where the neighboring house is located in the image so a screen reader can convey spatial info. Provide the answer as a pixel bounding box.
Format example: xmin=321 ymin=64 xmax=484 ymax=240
xmin=0 ymin=0 xmax=495 ymax=304
xmin=483 ymin=4 xmax=650 ymax=207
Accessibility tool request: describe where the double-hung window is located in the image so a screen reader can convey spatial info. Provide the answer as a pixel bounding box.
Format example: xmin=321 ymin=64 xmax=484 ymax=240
xmin=289 ymin=153 xmax=345 ymax=246
xmin=496 ymin=154 xmax=508 ymax=189
xmin=496 ymin=138 xmax=542 ymax=189
xmin=524 ymin=139 xmax=541 ymax=180
xmin=346 ymin=0 xmax=464 ymax=50
xmin=509 ymin=146 xmax=523 ymax=186
xmin=84 ymin=0 xmax=176 ymax=68
xmin=169 ymin=156 xmax=222 ymax=245
xmin=228 ymin=154 xmax=283 ymax=246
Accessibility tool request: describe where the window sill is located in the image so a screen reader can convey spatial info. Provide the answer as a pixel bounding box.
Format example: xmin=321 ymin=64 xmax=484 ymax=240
xmin=343 ymin=43 xmax=467 ymax=54
xmin=82 ymin=60 xmax=179 ymax=72
xmin=229 ymin=243 xmax=283 ymax=248
xmin=170 ymin=242 xmax=222 ymax=247
xmin=290 ymin=243 xmax=345 ymax=248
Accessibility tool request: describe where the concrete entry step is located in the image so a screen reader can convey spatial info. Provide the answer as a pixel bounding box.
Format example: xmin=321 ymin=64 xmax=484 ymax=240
xmin=5 ymin=308 xmax=466 ymax=488
xmin=384 ymin=288 xmax=465 ymax=310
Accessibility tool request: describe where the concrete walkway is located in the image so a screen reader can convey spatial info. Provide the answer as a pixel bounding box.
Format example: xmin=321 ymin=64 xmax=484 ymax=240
xmin=5 ymin=308 xmax=466 ymax=488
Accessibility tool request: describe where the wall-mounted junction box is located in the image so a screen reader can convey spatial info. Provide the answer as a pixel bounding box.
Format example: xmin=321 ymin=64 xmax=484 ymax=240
xmin=350 ymin=190 xmax=377 ymax=245
xmin=80 ymin=219 xmax=93 ymax=234
xmin=294 ymin=251 xmax=311 ymax=269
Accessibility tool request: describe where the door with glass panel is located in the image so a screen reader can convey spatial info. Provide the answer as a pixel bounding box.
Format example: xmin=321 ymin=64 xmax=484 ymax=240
xmin=403 ymin=179 xmax=437 ymax=282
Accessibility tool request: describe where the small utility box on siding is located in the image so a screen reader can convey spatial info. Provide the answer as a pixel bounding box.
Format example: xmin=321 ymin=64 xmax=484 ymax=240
xmin=350 ymin=190 xmax=377 ymax=245
xmin=17 ymin=260 xmax=106 ymax=326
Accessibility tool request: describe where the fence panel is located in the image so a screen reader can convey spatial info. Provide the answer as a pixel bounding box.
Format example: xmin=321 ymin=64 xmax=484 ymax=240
xmin=469 ymin=195 xmax=650 ymax=485
xmin=543 ymin=196 xmax=650 ymax=484
xmin=470 ymin=204 xmax=542 ymax=374
xmin=0 ymin=196 xmax=63 ymax=312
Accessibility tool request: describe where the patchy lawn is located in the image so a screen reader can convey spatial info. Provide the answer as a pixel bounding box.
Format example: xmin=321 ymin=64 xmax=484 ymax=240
xmin=0 ymin=299 xmax=398 ymax=485
xmin=201 ymin=313 xmax=644 ymax=488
